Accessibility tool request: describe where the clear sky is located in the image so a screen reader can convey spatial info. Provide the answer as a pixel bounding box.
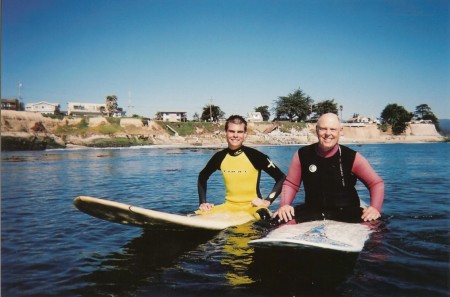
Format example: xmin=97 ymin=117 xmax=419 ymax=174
xmin=2 ymin=0 xmax=449 ymax=120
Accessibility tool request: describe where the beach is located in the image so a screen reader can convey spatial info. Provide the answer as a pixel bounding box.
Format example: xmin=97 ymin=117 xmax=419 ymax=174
xmin=1 ymin=110 xmax=445 ymax=151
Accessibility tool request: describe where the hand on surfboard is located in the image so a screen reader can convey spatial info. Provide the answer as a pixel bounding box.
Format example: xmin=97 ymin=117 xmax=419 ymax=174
xmin=251 ymin=198 xmax=270 ymax=208
xmin=199 ymin=203 xmax=215 ymax=212
xmin=273 ymin=205 xmax=295 ymax=223
xmin=361 ymin=206 xmax=381 ymax=221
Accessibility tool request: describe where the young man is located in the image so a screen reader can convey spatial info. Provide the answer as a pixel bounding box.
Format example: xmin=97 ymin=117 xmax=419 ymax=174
xmin=197 ymin=115 xmax=286 ymax=220
xmin=274 ymin=113 xmax=384 ymax=223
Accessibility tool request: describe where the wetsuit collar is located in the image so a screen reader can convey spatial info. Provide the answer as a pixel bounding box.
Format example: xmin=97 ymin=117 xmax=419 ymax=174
xmin=228 ymin=145 xmax=244 ymax=156
xmin=315 ymin=143 xmax=339 ymax=158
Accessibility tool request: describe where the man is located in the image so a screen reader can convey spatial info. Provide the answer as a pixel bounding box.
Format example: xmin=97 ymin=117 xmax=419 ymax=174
xmin=197 ymin=115 xmax=286 ymax=220
xmin=274 ymin=113 xmax=384 ymax=223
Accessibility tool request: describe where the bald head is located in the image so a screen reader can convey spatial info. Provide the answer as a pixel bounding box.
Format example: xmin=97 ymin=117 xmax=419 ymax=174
xmin=316 ymin=113 xmax=342 ymax=151
xmin=317 ymin=113 xmax=341 ymax=129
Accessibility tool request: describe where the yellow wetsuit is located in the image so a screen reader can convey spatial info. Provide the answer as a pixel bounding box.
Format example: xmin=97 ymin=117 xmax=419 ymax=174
xmin=197 ymin=146 xmax=285 ymax=219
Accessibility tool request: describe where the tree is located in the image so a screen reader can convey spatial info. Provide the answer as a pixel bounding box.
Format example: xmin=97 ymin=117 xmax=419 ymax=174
xmin=255 ymin=105 xmax=270 ymax=121
xmin=414 ymin=104 xmax=440 ymax=131
xmin=414 ymin=104 xmax=432 ymax=119
xmin=193 ymin=112 xmax=200 ymax=122
xmin=200 ymin=104 xmax=225 ymax=122
xmin=106 ymin=95 xmax=118 ymax=117
xmin=314 ymin=99 xmax=338 ymax=116
xmin=380 ymin=103 xmax=413 ymax=135
xmin=273 ymin=88 xmax=314 ymax=122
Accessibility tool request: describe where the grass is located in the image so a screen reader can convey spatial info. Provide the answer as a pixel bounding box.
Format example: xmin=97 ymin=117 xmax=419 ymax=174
xmin=54 ymin=117 xmax=123 ymax=136
xmin=276 ymin=121 xmax=308 ymax=133
xmin=161 ymin=121 xmax=220 ymax=136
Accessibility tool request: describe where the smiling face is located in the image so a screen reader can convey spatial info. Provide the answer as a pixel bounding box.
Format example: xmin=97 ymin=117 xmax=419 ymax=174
xmin=226 ymin=122 xmax=247 ymax=150
xmin=316 ymin=113 xmax=342 ymax=152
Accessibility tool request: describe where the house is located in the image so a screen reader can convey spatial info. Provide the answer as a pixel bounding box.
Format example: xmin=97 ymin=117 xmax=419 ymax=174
xmin=112 ymin=107 xmax=126 ymax=118
xmin=67 ymin=102 xmax=107 ymax=116
xmin=25 ymin=101 xmax=61 ymax=115
xmin=155 ymin=111 xmax=187 ymax=122
xmin=347 ymin=116 xmax=370 ymax=123
xmin=345 ymin=116 xmax=380 ymax=126
xmin=246 ymin=112 xmax=263 ymax=122
xmin=411 ymin=119 xmax=433 ymax=124
xmin=1 ymin=98 xmax=22 ymax=111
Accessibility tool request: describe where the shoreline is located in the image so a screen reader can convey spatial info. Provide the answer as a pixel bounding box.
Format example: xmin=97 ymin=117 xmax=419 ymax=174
xmin=1 ymin=130 xmax=446 ymax=152
xmin=41 ymin=139 xmax=450 ymax=152
xmin=1 ymin=110 xmax=446 ymax=151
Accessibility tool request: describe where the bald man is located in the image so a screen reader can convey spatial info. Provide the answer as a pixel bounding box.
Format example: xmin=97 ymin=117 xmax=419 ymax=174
xmin=274 ymin=113 xmax=384 ymax=223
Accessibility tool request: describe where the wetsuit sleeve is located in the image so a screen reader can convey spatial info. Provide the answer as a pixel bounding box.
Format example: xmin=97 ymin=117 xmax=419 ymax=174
xmin=352 ymin=152 xmax=385 ymax=212
xmin=244 ymin=147 xmax=286 ymax=204
xmin=197 ymin=151 xmax=225 ymax=205
xmin=280 ymin=151 xmax=301 ymax=206
xmin=261 ymin=156 xmax=286 ymax=204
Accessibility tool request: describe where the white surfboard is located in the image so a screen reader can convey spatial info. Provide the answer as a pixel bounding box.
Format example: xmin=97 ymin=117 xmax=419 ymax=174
xmin=249 ymin=220 xmax=372 ymax=252
xmin=73 ymin=196 xmax=255 ymax=231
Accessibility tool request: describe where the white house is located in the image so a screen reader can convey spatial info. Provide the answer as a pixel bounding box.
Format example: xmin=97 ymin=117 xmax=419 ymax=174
xmin=246 ymin=112 xmax=264 ymax=122
xmin=156 ymin=111 xmax=187 ymax=122
xmin=67 ymin=102 xmax=106 ymax=116
xmin=25 ymin=101 xmax=60 ymax=115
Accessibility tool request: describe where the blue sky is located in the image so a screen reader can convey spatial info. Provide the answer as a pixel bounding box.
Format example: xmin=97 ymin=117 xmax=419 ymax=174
xmin=2 ymin=0 xmax=449 ymax=120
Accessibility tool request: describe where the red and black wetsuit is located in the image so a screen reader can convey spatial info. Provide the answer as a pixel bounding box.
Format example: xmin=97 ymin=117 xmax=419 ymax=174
xmin=282 ymin=143 xmax=384 ymax=223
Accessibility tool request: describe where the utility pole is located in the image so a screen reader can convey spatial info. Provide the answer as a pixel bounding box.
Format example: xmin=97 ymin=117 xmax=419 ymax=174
xmin=209 ymin=97 xmax=213 ymax=122
xmin=127 ymin=91 xmax=134 ymax=117
xmin=18 ymin=81 xmax=22 ymax=100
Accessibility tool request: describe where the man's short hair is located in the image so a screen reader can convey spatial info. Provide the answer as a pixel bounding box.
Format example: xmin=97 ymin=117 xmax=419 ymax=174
xmin=225 ymin=115 xmax=247 ymax=132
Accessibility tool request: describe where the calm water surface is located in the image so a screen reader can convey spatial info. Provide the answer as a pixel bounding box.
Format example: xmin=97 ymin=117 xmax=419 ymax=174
xmin=1 ymin=143 xmax=449 ymax=297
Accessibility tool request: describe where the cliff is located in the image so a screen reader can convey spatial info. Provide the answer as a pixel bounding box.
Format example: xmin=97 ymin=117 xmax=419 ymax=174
xmin=1 ymin=110 xmax=444 ymax=151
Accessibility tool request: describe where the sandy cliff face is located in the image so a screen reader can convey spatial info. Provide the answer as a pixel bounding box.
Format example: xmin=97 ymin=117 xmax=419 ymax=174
xmin=1 ymin=110 xmax=444 ymax=151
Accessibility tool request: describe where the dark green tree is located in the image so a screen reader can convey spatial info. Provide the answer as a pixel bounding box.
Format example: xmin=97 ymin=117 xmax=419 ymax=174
xmin=414 ymin=104 xmax=432 ymax=119
xmin=273 ymin=88 xmax=314 ymax=122
xmin=200 ymin=104 xmax=225 ymax=122
xmin=314 ymin=99 xmax=338 ymax=116
xmin=380 ymin=103 xmax=413 ymax=135
xmin=414 ymin=104 xmax=440 ymax=131
xmin=255 ymin=105 xmax=270 ymax=121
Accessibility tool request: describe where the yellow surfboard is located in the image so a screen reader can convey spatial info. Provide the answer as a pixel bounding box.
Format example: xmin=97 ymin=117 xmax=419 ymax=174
xmin=73 ymin=196 xmax=255 ymax=231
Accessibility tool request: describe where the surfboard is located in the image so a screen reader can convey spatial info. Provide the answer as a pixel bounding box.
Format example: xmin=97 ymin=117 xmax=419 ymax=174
xmin=248 ymin=220 xmax=372 ymax=252
xmin=73 ymin=196 xmax=255 ymax=231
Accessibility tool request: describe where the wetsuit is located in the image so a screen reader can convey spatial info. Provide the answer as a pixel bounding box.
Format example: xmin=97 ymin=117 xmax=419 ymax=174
xmin=198 ymin=145 xmax=285 ymax=218
xmin=281 ymin=143 xmax=384 ymax=223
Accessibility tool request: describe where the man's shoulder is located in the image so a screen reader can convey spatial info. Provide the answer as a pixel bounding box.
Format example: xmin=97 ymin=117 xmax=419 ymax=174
xmin=212 ymin=148 xmax=229 ymax=158
xmin=298 ymin=143 xmax=315 ymax=153
xmin=339 ymin=144 xmax=357 ymax=154
xmin=242 ymin=146 xmax=266 ymax=156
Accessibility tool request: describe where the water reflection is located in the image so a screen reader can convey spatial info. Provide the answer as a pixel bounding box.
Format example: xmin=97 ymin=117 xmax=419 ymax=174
xmin=249 ymin=246 xmax=359 ymax=296
xmin=70 ymin=229 xmax=217 ymax=297
xmin=219 ymin=223 xmax=265 ymax=285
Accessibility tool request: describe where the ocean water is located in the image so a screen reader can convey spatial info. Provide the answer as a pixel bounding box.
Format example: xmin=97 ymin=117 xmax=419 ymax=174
xmin=1 ymin=143 xmax=449 ymax=297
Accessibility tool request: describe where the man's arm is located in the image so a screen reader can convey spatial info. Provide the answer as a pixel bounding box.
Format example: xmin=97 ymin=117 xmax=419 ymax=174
xmin=352 ymin=152 xmax=385 ymax=221
xmin=245 ymin=147 xmax=286 ymax=204
xmin=261 ymin=157 xmax=286 ymax=204
xmin=274 ymin=151 xmax=302 ymax=222
xmin=197 ymin=151 xmax=224 ymax=205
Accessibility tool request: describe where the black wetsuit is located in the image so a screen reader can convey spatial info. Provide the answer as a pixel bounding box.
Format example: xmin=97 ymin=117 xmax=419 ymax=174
xmin=295 ymin=144 xmax=362 ymax=223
